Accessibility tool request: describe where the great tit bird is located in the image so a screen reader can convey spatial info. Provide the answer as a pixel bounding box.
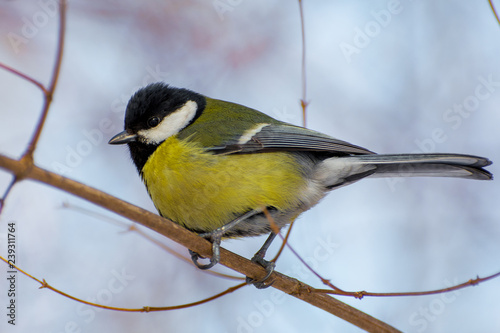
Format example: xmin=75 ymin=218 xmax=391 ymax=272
xmin=109 ymin=82 xmax=492 ymax=285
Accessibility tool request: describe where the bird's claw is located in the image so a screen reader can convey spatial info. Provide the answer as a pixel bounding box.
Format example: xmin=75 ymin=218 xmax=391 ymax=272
xmin=189 ymin=231 xmax=223 ymax=270
xmin=246 ymin=255 xmax=276 ymax=289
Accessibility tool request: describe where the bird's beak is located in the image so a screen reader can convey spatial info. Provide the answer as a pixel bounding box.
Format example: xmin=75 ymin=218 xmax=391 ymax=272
xmin=108 ymin=130 xmax=137 ymax=145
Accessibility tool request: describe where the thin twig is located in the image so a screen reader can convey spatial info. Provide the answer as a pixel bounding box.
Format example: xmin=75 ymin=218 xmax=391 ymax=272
xmin=271 ymin=220 xmax=295 ymax=262
xmin=0 ymin=63 xmax=47 ymax=94
xmin=315 ymin=271 xmax=500 ymax=298
xmin=0 ymin=255 xmax=246 ymax=312
xmin=298 ymin=0 xmax=308 ymax=127
xmin=489 ymin=0 xmax=500 ymax=25
xmin=268 ymin=0 xmax=308 ymax=265
xmin=24 ymin=0 xmax=67 ymax=158
xmin=0 ymin=176 xmax=17 ymax=214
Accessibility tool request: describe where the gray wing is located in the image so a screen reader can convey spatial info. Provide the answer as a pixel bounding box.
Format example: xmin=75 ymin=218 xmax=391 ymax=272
xmin=207 ymin=124 xmax=375 ymax=155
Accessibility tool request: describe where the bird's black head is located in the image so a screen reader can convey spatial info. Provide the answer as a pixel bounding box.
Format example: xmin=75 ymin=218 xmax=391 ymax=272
xmin=108 ymin=82 xmax=206 ymax=173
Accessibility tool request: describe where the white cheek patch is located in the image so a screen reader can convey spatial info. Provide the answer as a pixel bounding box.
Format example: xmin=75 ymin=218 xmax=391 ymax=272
xmin=138 ymin=100 xmax=198 ymax=144
xmin=237 ymin=123 xmax=270 ymax=145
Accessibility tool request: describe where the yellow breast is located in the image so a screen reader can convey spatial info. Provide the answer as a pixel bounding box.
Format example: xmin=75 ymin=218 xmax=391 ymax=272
xmin=141 ymin=136 xmax=307 ymax=233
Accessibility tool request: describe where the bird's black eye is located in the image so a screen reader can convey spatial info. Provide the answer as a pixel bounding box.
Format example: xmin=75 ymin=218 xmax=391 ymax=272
xmin=147 ymin=116 xmax=160 ymax=128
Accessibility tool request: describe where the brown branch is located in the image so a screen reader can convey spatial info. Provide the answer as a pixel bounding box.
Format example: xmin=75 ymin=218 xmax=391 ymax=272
xmin=0 ymin=154 xmax=400 ymax=333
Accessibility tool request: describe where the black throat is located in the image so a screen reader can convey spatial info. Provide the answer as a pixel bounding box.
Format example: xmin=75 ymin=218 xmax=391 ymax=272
xmin=127 ymin=141 xmax=159 ymax=176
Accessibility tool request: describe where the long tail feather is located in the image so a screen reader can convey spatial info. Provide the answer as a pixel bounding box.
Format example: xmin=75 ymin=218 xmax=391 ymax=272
xmin=356 ymin=154 xmax=492 ymax=180
xmin=316 ymin=153 xmax=492 ymax=189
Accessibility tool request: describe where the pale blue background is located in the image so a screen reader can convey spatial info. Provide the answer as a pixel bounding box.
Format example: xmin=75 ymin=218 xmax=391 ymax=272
xmin=0 ymin=1 xmax=499 ymax=332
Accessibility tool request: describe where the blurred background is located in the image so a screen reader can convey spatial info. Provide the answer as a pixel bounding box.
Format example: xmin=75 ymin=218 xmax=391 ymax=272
xmin=0 ymin=1 xmax=499 ymax=332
